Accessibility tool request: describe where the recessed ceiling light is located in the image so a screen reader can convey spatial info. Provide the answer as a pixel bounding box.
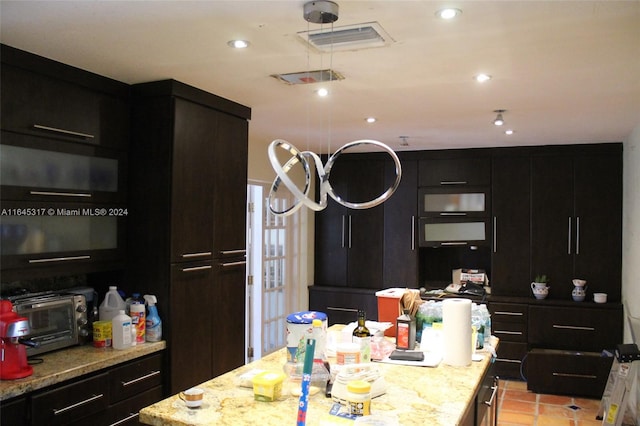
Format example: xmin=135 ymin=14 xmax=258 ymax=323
xmin=227 ymin=40 xmax=250 ymax=49
xmin=317 ymin=88 xmax=329 ymax=97
xmin=505 ymin=129 xmax=514 ymax=135
xmin=366 ymin=117 xmax=376 ymax=123
xmin=475 ymin=74 xmax=492 ymax=83
xmin=436 ymin=8 xmax=462 ymax=20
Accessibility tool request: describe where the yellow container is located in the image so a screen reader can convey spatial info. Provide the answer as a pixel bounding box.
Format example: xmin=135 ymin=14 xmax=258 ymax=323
xmin=252 ymin=371 xmax=286 ymax=402
xmin=93 ymin=321 xmax=112 ymax=348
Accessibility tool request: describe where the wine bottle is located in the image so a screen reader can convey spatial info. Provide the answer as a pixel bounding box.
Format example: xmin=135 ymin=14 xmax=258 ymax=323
xmin=352 ymin=310 xmax=371 ymax=362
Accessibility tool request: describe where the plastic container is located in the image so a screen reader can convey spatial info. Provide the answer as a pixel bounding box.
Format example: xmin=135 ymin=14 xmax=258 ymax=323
xmin=336 ymin=342 xmax=361 ymax=365
xmin=144 ymin=295 xmax=162 ymax=342
xmin=346 ymin=379 xmax=371 ymax=416
xmin=375 ymin=288 xmax=406 ymax=337
xmin=99 ymin=286 xmax=126 ymax=322
xmin=112 ymin=310 xmax=132 ymax=350
xmin=285 ymin=311 xmax=327 ymax=363
xmin=252 ymin=371 xmax=286 ymax=402
xmin=129 ymin=293 xmax=145 ymax=344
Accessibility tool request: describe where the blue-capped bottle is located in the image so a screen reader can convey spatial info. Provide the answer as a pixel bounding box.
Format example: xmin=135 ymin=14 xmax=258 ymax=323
xmin=143 ymin=295 xmax=162 ymax=342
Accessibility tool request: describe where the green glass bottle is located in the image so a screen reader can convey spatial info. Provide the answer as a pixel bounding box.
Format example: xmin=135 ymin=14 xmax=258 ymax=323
xmin=352 ymin=310 xmax=371 ymax=362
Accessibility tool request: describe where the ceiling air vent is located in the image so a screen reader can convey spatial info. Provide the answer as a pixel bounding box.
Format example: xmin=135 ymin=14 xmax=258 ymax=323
xmin=271 ymin=69 xmax=344 ymax=85
xmin=297 ymin=21 xmax=394 ymax=53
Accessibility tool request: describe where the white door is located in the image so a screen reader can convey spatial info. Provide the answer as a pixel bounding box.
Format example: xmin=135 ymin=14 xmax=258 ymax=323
xmin=246 ymin=182 xmax=300 ymax=360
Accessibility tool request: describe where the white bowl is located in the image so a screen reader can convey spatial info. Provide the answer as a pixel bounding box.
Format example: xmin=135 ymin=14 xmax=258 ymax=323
xmin=593 ymin=293 xmax=607 ymax=303
xmin=572 ymin=279 xmax=587 ymax=287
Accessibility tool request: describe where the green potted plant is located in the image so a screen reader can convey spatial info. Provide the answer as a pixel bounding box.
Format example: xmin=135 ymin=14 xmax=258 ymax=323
xmin=531 ymin=275 xmax=550 ymax=299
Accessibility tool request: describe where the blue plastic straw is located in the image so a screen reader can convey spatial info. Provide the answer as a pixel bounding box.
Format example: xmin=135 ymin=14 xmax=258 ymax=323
xmin=296 ymin=338 xmax=316 ymax=426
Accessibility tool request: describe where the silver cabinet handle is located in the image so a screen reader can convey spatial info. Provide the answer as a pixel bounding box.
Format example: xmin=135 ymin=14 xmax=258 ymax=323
xmin=181 ymin=252 xmax=212 ymax=259
xmin=327 ymin=307 xmax=357 ymax=313
xmin=109 ymin=412 xmax=139 ymax=426
xmin=553 ymin=324 xmax=595 ymax=331
xmin=33 ymin=124 xmax=95 ymax=139
xmin=494 ymin=330 xmax=523 ymax=335
xmin=53 ymin=393 xmax=104 ymax=415
xmin=29 ymin=190 xmax=92 ymax=198
xmin=29 ymin=255 xmax=91 ymax=264
xmin=341 ymin=215 xmax=346 ymax=248
xmin=441 ymin=242 xmax=467 ymax=246
xmin=552 ymin=372 xmax=597 ymax=379
xmin=181 ymin=265 xmax=212 ymax=272
xmin=221 ymin=260 xmax=247 ymax=267
xmin=495 ymin=358 xmax=522 ymax=364
xmin=494 ymin=311 xmax=524 ymax=316
xmin=576 ymin=216 xmax=580 ymax=254
xmin=348 ymin=215 xmax=352 ymax=249
xmin=121 ymin=370 xmax=161 ymax=387
xmin=220 ymin=249 xmax=246 ymax=256
xmin=439 ymin=212 xmax=467 ymax=216
xmin=440 ymin=181 xmax=467 ymax=185
xmin=568 ymin=217 xmax=572 ymax=254
xmin=484 ymin=384 xmax=499 ymax=406
xmin=411 ymin=216 xmax=415 ymax=251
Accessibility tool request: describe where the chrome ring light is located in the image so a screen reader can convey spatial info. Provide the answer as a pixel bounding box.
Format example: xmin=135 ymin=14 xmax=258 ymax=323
xmin=268 ymin=139 xmax=402 ymax=216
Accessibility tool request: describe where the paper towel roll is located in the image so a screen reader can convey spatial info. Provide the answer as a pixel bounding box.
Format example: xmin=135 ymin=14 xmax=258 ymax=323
xmin=442 ymin=298 xmax=472 ymax=366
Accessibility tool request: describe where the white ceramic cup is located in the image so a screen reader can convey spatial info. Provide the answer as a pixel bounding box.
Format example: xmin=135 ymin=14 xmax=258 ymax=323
xmin=180 ymin=387 xmax=204 ymax=408
xmin=593 ymin=293 xmax=607 ymax=304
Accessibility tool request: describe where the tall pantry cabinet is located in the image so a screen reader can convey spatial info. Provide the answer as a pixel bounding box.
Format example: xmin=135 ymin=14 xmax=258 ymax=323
xmin=128 ymin=80 xmax=250 ymax=394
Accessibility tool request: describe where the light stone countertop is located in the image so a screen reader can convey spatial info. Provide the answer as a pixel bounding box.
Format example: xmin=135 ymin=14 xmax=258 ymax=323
xmin=0 ymin=341 xmax=166 ymax=401
xmin=140 ymin=339 xmax=497 ymax=426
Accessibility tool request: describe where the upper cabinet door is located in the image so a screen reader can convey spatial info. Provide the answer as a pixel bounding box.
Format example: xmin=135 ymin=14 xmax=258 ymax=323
xmin=418 ymin=157 xmax=491 ymax=187
xmin=170 ymin=98 xmax=217 ymax=263
xmin=212 ymin=112 xmax=248 ymax=258
xmin=1 ymin=64 xmax=129 ymax=150
xmin=491 ymin=155 xmax=531 ymax=296
xmin=573 ymin=153 xmax=622 ymax=301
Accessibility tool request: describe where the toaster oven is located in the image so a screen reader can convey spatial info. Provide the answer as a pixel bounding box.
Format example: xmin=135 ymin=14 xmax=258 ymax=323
xmin=7 ymin=291 xmax=89 ymax=356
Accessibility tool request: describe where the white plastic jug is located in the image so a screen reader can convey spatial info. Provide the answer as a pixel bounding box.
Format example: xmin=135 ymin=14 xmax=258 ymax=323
xmin=99 ymin=286 xmax=126 ymax=322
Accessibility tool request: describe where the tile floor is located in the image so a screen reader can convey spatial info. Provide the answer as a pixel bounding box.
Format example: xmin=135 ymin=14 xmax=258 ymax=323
xmin=498 ymin=379 xmax=603 ymax=426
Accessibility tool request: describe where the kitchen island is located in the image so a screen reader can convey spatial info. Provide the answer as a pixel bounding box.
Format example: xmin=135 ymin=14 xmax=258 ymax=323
xmin=139 ymin=339 xmax=497 ymax=426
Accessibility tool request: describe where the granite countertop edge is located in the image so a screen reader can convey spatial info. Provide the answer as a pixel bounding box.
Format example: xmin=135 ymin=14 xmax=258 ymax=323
xmin=0 ymin=341 xmax=166 ymax=401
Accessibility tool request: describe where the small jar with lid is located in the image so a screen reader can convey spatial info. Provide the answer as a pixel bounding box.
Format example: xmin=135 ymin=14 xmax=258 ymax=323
xmin=346 ymin=379 xmax=371 ymax=416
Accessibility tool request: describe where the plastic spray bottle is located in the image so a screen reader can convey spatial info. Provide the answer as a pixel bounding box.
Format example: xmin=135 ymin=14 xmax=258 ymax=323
xmin=143 ymin=295 xmax=162 ymax=342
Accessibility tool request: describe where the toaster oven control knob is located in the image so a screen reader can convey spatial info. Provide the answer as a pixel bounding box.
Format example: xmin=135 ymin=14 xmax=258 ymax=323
xmin=76 ymin=305 xmax=87 ymax=313
xmin=79 ymin=328 xmax=89 ymax=337
xmin=77 ymin=317 xmax=88 ymax=326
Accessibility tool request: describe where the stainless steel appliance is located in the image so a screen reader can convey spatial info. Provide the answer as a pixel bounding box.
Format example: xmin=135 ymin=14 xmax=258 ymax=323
xmin=4 ymin=290 xmax=89 ymax=356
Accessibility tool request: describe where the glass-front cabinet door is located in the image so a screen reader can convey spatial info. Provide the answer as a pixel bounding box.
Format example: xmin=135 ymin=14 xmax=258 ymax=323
xmin=0 ymin=132 xmax=125 ymax=203
xmin=419 ymin=218 xmax=489 ymax=248
xmin=419 ymin=187 xmax=489 ymax=217
xmin=0 ymin=201 xmax=125 ymax=270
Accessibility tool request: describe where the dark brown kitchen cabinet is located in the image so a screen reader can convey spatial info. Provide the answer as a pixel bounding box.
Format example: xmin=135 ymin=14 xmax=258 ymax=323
xmin=308 ymin=286 xmax=378 ymax=325
xmin=531 ymin=145 xmax=622 ymax=301
xmin=314 ymin=154 xmax=385 ymax=289
xmin=0 ymin=45 xmax=129 ymax=281
xmin=490 ymin=154 xmax=531 ymax=296
xmin=3 ymin=352 xmax=164 ymax=426
xmin=1 ymin=45 xmax=129 ymax=150
xmin=383 ymin=158 xmax=418 ymax=287
xmin=488 ymin=302 xmax=528 ymax=379
xmin=128 ymin=79 xmax=250 ymax=394
xmin=418 ymin=156 xmax=491 ymax=187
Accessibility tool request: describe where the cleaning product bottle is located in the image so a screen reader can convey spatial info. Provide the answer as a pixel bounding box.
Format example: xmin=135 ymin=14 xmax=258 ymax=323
xmin=129 ymin=293 xmax=146 ymax=344
xmin=143 ymin=295 xmax=162 ymax=342
xmin=112 ymin=310 xmax=132 ymax=350
xmin=99 ymin=286 xmax=126 ymax=322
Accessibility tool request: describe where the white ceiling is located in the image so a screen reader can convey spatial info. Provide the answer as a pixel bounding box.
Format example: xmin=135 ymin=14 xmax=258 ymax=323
xmin=1 ymin=1 xmax=639 ymax=153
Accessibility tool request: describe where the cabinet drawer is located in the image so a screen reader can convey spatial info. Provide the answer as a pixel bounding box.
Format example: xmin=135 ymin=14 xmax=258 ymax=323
xmin=494 ymin=342 xmax=528 ymax=379
xmin=109 ymin=354 xmax=163 ymax=404
xmin=32 ymin=372 xmax=109 ymax=425
xmin=105 ymin=385 xmax=163 ymax=426
xmin=529 ymin=306 xmax=622 ymax=351
xmin=489 ymin=302 xmax=528 ymax=323
xmin=492 ymin=321 xmax=527 ymax=342
xmin=526 ymin=349 xmax=613 ymax=398
xmin=0 ymin=396 xmax=28 ymax=426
